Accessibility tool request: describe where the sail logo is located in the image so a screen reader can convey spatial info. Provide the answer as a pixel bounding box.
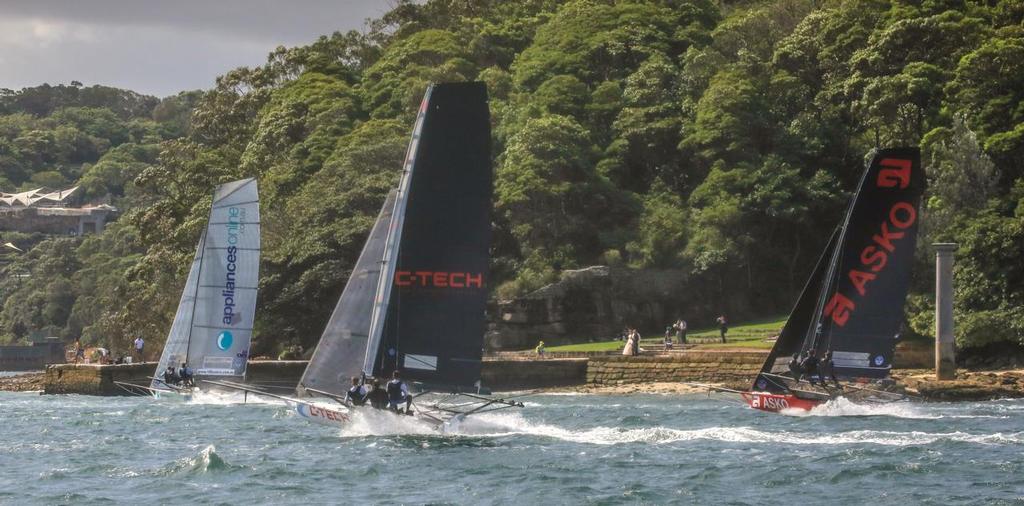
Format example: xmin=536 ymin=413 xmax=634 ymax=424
xmin=222 ymin=206 xmax=245 ymax=325
xmin=217 ymin=330 xmax=233 ymax=351
xmin=824 ymin=158 xmax=917 ymax=327
xmin=394 ymin=270 xmax=484 ymax=288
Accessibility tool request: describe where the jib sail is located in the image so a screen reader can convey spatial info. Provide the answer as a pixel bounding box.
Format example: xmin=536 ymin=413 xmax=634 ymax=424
xmin=365 ymin=82 xmax=492 ymax=389
xmin=151 ymin=231 xmax=204 ymax=390
xmin=752 ymin=148 xmax=924 ymax=389
xmin=752 ymin=228 xmax=838 ymax=393
xmin=298 ymin=190 xmax=397 ymax=396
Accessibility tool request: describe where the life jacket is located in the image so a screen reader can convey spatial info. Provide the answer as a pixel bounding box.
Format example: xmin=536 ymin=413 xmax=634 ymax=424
xmin=348 ymin=385 xmax=366 ymax=404
xmin=387 ymin=380 xmax=405 ymax=402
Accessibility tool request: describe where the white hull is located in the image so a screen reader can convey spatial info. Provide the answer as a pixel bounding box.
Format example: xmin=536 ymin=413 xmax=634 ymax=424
xmin=293 ymin=401 xmax=353 ymax=427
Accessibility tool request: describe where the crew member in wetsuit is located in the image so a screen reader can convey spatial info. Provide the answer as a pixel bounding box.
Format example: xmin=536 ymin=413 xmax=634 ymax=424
xmin=788 ymin=353 xmax=802 ymax=381
xmin=799 ymin=352 xmax=819 ymax=386
xmin=366 ymin=379 xmax=388 ymax=409
xmin=178 ymin=363 xmax=194 ymax=388
xmin=163 ymin=366 xmax=179 ymax=386
xmin=818 ymin=350 xmax=839 ymax=387
xmin=345 ymin=376 xmax=367 ymax=406
xmin=386 ymin=370 xmax=413 ymax=415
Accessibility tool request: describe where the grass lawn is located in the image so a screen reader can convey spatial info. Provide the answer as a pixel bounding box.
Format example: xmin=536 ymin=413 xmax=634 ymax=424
xmin=544 ymin=315 xmax=788 ymax=352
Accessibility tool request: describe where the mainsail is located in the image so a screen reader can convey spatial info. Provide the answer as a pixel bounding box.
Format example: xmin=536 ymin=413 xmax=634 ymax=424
xmin=151 ymin=178 xmax=260 ymax=388
xmin=753 ymin=148 xmax=924 ymax=388
xmin=365 ymin=82 xmax=493 ymax=389
xmin=298 ymin=190 xmax=397 ymax=396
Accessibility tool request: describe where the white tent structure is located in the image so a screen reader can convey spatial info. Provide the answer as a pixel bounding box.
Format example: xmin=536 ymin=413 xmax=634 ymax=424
xmin=0 ymin=186 xmax=79 ymax=207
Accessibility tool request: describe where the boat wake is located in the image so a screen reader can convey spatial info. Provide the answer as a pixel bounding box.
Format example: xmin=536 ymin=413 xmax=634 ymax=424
xmin=432 ymin=412 xmax=1024 ymax=447
xmin=785 ymin=397 xmax=938 ymax=418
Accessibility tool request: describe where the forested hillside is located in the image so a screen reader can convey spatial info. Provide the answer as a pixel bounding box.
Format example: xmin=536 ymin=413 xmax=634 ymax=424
xmin=1 ymin=0 xmax=1022 ymax=354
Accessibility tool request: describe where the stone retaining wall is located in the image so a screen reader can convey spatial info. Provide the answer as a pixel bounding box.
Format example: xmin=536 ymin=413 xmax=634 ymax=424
xmin=44 ymin=363 xmax=156 ymax=395
xmin=482 ymin=358 xmax=588 ymax=390
xmin=43 ymin=359 xmax=590 ymax=395
xmin=586 ymin=351 xmax=768 ymax=386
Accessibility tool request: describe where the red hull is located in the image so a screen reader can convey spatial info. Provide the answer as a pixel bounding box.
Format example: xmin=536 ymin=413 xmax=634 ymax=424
xmin=741 ymin=391 xmax=824 ymax=412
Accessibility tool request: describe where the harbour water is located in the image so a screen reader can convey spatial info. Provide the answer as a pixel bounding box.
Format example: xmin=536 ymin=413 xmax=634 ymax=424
xmin=1 ymin=390 xmax=1022 ymax=504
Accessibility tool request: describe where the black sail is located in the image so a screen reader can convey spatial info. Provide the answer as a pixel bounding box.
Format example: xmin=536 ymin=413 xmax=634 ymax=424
xmin=370 ymin=82 xmax=492 ymax=389
xmin=811 ymin=147 xmax=925 ymax=379
xmin=297 ymin=190 xmax=396 ymax=396
xmin=752 ymin=228 xmax=839 ymax=393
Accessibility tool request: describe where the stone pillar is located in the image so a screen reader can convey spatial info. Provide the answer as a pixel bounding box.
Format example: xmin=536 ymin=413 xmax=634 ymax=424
xmin=934 ymin=243 xmax=957 ymax=380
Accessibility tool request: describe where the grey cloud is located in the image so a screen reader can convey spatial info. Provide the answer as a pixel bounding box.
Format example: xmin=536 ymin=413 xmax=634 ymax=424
xmin=0 ymin=0 xmax=393 ymax=97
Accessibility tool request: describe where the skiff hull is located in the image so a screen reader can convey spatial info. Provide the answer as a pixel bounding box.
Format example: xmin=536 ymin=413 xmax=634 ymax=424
xmin=294 ymin=402 xmax=353 ymax=427
xmin=741 ymin=391 xmax=823 ymax=412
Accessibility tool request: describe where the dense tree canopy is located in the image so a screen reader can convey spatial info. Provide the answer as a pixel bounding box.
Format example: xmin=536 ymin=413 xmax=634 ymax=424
xmin=2 ymin=0 xmax=1023 ymax=353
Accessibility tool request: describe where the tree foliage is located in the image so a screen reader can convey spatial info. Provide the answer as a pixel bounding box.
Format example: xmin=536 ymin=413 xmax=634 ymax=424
xmin=3 ymin=0 xmax=1024 ymax=352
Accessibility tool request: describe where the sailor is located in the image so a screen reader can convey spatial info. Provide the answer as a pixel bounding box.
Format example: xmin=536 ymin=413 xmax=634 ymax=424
xmin=799 ymin=352 xmax=819 ymax=385
xmin=367 ymin=379 xmax=388 ymax=409
xmin=163 ymin=366 xmax=179 ymax=386
xmin=345 ymin=377 xmax=368 ymax=406
xmin=386 ymin=370 xmax=413 ymax=415
xmin=178 ymin=363 xmax=194 ymax=388
xmin=819 ymin=350 xmax=840 ymax=386
xmin=788 ymin=353 xmax=802 ymax=381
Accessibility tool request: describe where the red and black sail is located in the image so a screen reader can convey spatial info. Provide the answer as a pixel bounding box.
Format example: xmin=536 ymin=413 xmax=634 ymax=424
xmin=754 ymin=147 xmax=925 ymax=389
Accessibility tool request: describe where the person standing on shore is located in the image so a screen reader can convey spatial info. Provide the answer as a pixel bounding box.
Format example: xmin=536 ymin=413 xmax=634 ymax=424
xmin=674 ymin=318 xmax=687 ymax=345
xmin=133 ymin=336 xmax=144 ymax=362
xmin=73 ymin=339 xmax=84 ymax=364
xmin=716 ymin=315 xmax=728 ymax=343
xmin=535 ymin=341 xmax=546 ymax=358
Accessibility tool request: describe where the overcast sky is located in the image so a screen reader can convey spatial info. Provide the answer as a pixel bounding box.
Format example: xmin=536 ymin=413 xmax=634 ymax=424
xmin=0 ymin=0 xmax=392 ymax=97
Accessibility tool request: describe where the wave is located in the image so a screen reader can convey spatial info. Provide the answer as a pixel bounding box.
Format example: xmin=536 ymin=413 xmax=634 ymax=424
xmin=160 ymin=445 xmax=234 ymax=475
xmin=445 ymin=412 xmax=1024 ymax=446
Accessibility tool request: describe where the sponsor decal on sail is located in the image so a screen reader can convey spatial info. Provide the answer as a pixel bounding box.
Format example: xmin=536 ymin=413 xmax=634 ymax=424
xmin=823 ymin=157 xmax=917 ymax=327
xmin=394 ymin=270 xmax=484 ymax=288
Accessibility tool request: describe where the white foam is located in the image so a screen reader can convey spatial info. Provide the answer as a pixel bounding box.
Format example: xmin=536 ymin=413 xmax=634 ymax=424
xmin=437 ymin=411 xmax=1024 ymax=446
xmin=789 ymin=397 xmax=940 ymax=419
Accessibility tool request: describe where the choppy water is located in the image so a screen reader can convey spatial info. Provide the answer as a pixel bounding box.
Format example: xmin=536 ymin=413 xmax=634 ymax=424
xmin=1 ymin=390 xmax=1022 ymax=505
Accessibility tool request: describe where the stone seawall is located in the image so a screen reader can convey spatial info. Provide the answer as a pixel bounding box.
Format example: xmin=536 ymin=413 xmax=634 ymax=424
xmin=586 ymin=352 xmax=768 ymax=386
xmin=482 ymin=358 xmax=588 ymax=390
xmin=43 ymin=359 xmax=589 ymax=395
xmin=44 ymin=363 xmax=156 ymax=395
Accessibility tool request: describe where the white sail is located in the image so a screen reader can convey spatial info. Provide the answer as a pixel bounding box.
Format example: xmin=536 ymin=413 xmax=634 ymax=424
xmin=150 ymin=231 xmax=205 ymax=390
xmin=187 ymin=178 xmax=261 ymax=378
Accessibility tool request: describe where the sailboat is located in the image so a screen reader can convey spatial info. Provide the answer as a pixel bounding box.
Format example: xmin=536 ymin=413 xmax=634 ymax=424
xmin=213 ymin=82 xmax=521 ymax=428
xmin=118 ymin=178 xmax=261 ymax=398
xmin=736 ymin=148 xmax=925 ymax=412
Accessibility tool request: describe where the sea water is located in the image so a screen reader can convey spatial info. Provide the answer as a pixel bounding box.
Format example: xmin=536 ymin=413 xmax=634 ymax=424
xmin=0 ymin=390 xmax=1022 ymax=505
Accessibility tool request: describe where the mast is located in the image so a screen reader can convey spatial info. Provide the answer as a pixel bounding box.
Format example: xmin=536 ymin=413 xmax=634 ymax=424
xmin=363 ymin=90 xmax=432 ymax=378
xmin=805 ymin=160 xmax=873 ymax=354
xmin=184 ymin=189 xmax=217 ymax=364
xmin=298 ymin=190 xmax=397 ymax=396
